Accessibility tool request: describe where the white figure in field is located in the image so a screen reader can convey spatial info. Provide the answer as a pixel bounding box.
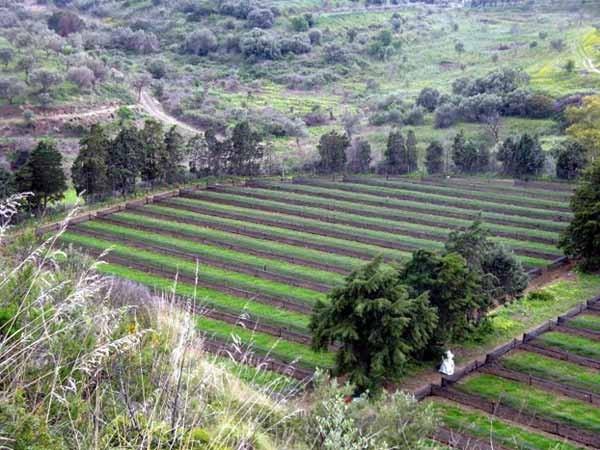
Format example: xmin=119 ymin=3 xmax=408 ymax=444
xmin=439 ymin=350 xmax=455 ymax=376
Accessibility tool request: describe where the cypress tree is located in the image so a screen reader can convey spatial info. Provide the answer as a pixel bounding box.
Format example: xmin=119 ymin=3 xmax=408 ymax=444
xmin=16 ymin=140 xmax=67 ymax=213
xmin=71 ymin=124 xmax=110 ymax=201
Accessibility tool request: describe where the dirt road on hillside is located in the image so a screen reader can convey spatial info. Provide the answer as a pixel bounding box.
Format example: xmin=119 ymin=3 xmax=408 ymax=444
xmin=139 ymin=90 xmax=202 ymax=135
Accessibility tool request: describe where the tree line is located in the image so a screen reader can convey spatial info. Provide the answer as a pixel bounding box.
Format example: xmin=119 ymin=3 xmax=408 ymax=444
xmin=0 ymin=119 xmax=266 ymax=214
xmin=315 ymin=127 xmax=582 ymax=180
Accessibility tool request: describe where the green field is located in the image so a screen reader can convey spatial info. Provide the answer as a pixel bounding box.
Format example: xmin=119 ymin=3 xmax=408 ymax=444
xmin=501 ymin=350 xmax=600 ymax=395
xmin=431 ymin=399 xmax=583 ymax=450
xmin=457 ymin=373 xmax=600 ymax=434
xmin=62 ymin=176 xmax=575 ymax=374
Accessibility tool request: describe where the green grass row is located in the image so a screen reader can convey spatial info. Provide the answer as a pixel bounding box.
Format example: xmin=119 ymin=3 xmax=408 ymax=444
xmin=501 ymin=350 xmax=600 ymax=395
xmin=132 ymin=206 xmax=411 ymax=262
xmin=255 ymin=182 xmax=568 ymax=232
xmin=457 ymin=373 xmax=600 ymax=434
xmin=175 ymin=192 xmax=561 ymax=257
xmin=195 ymin=316 xmax=335 ymax=369
xmin=167 ymin=196 xmax=446 ymax=252
xmin=62 ymin=231 xmax=325 ymax=305
xmin=140 ymin=204 xmax=547 ymax=268
xmin=370 ymin=175 xmax=574 ymax=200
xmin=77 ymin=220 xmax=344 ymax=287
xmin=345 ymin=177 xmax=570 ymax=210
xmin=219 ymin=185 xmax=560 ymax=241
xmin=431 ymin=399 xmax=583 ymax=450
xmin=294 ymin=179 xmax=570 ymax=220
xmin=537 ymin=331 xmax=600 ymax=361
xmin=568 ymin=313 xmax=600 ymax=333
xmin=212 ymin=356 xmax=303 ymax=393
xmin=105 ymin=210 xmax=363 ymax=271
xmin=96 ymin=262 xmax=311 ymax=333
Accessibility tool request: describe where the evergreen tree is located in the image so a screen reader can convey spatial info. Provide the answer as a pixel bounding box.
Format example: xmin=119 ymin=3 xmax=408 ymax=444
xmin=553 ymin=140 xmax=587 ymax=180
xmin=108 ymin=128 xmax=143 ymax=196
xmin=0 ymin=167 xmax=15 ymax=200
xmin=15 ymin=140 xmax=67 ymax=212
xmin=139 ymin=119 xmax=166 ymax=185
xmin=445 ymin=221 xmax=527 ymax=301
xmin=163 ymin=126 xmax=185 ymax=183
xmin=559 ymin=160 xmax=600 ymax=271
xmin=497 ymin=134 xmax=545 ymax=179
xmin=347 ymin=138 xmax=372 ymax=174
xmin=310 ymin=257 xmax=437 ymax=393
xmin=452 ymin=131 xmax=489 ymax=174
xmin=317 ymin=130 xmax=349 ymax=174
xmin=188 ymin=134 xmax=209 ymax=176
xmin=400 ymin=250 xmax=481 ymax=348
xmin=205 ymin=129 xmax=228 ymax=176
xmin=425 ymin=141 xmax=444 ymax=174
xmin=228 ymin=121 xmax=263 ymax=176
xmin=384 ymin=130 xmax=406 ymax=175
xmin=405 ymin=130 xmax=418 ymax=173
xmin=71 ymin=124 xmax=110 ymax=201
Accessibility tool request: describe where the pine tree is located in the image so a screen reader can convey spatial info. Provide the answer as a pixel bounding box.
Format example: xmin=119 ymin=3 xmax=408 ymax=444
xmin=0 ymin=167 xmax=15 ymax=200
xmin=16 ymin=140 xmax=67 ymax=212
xmin=384 ymin=130 xmax=406 ymax=175
xmin=163 ymin=126 xmax=184 ymax=183
xmin=317 ymin=130 xmax=349 ymax=174
xmin=559 ymin=160 xmax=600 ymax=271
xmin=405 ymin=130 xmax=418 ymax=172
xmin=229 ymin=121 xmax=263 ymax=176
xmin=425 ymin=141 xmax=444 ymax=174
xmin=188 ymin=134 xmax=209 ymax=176
xmin=310 ymin=257 xmax=437 ymax=394
xmin=71 ymin=124 xmax=110 ymax=201
xmin=108 ymin=128 xmax=143 ymax=196
xmin=400 ymin=250 xmax=481 ymax=348
xmin=497 ymin=134 xmax=545 ymax=179
xmin=139 ymin=119 xmax=166 ymax=185
xmin=347 ymin=138 xmax=372 ymax=173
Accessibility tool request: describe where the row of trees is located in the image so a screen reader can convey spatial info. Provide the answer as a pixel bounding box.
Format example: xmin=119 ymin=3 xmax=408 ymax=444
xmin=72 ymin=121 xmax=184 ymax=201
xmin=311 ymin=221 xmax=527 ymax=393
xmin=315 ymin=128 xmax=555 ymax=179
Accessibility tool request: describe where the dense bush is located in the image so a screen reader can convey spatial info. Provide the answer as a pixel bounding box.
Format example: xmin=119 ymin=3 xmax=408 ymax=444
xmin=247 ymin=8 xmax=274 ymax=29
xmin=416 ymin=87 xmax=440 ymax=112
xmin=240 ymin=28 xmax=281 ymax=59
xmin=184 ymin=29 xmax=218 ymax=56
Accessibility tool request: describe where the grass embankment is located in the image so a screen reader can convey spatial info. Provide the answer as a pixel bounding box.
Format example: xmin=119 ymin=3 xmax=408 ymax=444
xmin=130 ymin=206 xmax=411 ymax=262
xmin=168 ymin=196 xmax=446 ymax=251
xmin=61 ymin=232 xmax=325 ymax=305
xmin=195 ymin=316 xmax=335 ymax=369
xmin=85 ymin=262 xmax=312 ymax=333
xmin=568 ymin=314 xmax=600 ymax=333
xmin=77 ymin=220 xmax=343 ymax=286
xmin=226 ymin=185 xmax=561 ymax=241
xmin=431 ymin=399 xmax=583 ymax=450
xmin=256 ymin=182 xmax=568 ymax=232
xmin=178 ymin=191 xmax=561 ymax=255
xmin=103 ymin=209 xmax=364 ymax=270
xmin=502 ymin=351 xmax=600 ymax=395
xmin=343 ymin=177 xmax=570 ymax=210
xmin=456 ymin=273 xmax=600 ymax=358
xmin=537 ymin=331 xmax=600 ymax=360
xmin=457 ymin=374 xmax=600 ymax=434
xmin=293 ymin=179 xmax=570 ymax=221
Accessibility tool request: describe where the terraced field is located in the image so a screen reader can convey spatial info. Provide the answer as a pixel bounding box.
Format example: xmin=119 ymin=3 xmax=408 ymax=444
xmin=430 ymin=297 xmax=600 ymax=449
xmin=61 ymin=176 xmax=573 ymax=380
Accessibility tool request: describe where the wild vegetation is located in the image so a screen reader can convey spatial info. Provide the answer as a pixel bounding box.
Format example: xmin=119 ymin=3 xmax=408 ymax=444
xmin=2 ymin=0 xmax=600 ymax=448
